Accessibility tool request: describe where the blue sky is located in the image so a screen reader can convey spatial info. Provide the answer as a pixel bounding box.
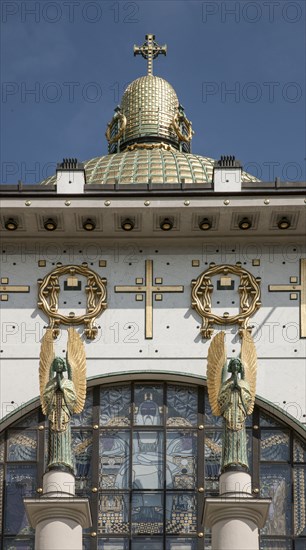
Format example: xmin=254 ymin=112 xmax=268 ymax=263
xmin=1 ymin=0 xmax=305 ymax=183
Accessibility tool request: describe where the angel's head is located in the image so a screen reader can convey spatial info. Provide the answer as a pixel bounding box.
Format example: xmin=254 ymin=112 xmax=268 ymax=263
xmin=52 ymin=357 xmax=67 ymax=374
xmin=228 ymin=358 xmax=243 ymax=376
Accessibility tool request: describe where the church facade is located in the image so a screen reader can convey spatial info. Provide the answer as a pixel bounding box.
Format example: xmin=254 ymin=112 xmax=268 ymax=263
xmin=0 ymin=35 xmax=305 ymax=550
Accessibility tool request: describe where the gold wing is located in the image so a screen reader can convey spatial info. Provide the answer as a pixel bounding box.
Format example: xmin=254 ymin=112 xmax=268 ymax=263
xmin=240 ymin=329 xmax=257 ymax=414
xmin=67 ymin=327 xmax=87 ymax=414
xmin=206 ymin=331 xmax=227 ymax=416
xmin=39 ymin=329 xmax=55 ymax=415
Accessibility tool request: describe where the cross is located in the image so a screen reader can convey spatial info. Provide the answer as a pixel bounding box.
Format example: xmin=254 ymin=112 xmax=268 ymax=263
xmin=115 ymin=260 xmax=184 ymax=339
xmin=134 ymin=34 xmax=167 ymax=76
xmin=269 ymin=258 xmax=306 ymax=338
xmin=0 ymin=277 xmax=30 ymax=301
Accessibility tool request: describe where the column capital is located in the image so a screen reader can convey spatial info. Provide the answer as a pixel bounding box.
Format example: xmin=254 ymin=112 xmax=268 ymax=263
xmin=204 ymin=496 xmax=271 ymax=529
xmin=24 ymin=497 xmax=92 ymax=528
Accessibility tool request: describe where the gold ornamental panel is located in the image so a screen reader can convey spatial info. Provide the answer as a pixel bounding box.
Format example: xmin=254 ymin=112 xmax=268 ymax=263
xmin=191 ymin=264 xmax=261 ymax=339
xmin=38 ymin=265 xmax=107 ymax=340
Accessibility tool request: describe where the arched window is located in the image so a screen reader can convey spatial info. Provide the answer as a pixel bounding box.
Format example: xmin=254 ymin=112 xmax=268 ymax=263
xmin=0 ymin=376 xmax=305 ymax=549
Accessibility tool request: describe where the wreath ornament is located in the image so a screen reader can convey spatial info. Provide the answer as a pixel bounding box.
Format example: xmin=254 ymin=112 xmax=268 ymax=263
xmin=172 ymin=110 xmax=194 ymax=143
xmin=191 ymin=264 xmax=261 ymax=339
xmin=105 ymin=110 xmax=127 ymax=144
xmin=38 ymin=265 xmax=107 ymax=340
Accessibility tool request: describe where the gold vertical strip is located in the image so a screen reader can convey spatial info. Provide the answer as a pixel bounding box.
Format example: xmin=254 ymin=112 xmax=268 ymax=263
xmin=145 ymin=260 xmax=153 ymax=339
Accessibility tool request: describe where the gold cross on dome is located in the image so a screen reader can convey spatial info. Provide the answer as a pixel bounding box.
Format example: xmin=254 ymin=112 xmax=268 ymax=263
xmin=0 ymin=277 xmax=30 ymax=301
xmin=269 ymin=258 xmax=306 ymax=338
xmin=134 ymin=34 xmax=167 ymax=76
xmin=115 ymin=260 xmax=184 ymax=339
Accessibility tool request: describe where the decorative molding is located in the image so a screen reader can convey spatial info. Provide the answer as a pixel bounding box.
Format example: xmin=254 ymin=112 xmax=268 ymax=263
xmin=203 ymin=497 xmax=271 ymax=529
xmin=24 ymin=497 xmax=92 ymax=528
xmin=38 ymin=265 xmax=107 ymax=340
xmin=191 ymin=264 xmax=261 ymax=339
xmin=126 ymin=142 xmax=175 ymax=152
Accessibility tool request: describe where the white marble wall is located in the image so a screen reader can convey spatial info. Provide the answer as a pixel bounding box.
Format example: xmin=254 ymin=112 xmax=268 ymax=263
xmin=1 ymin=237 xmax=305 ymax=425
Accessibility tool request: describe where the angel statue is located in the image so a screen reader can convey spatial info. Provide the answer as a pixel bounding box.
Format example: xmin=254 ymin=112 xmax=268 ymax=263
xmin=207 ymin=330 xmax=257 ymax=473
xmin=39 ymin=328 xmax=86 ymax=473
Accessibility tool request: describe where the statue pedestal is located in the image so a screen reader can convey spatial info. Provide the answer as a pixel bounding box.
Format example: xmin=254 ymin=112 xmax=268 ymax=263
xmin=24 ymin=471 xmax=92 ymax=550
xmin=203 ymin=472 xmax=271 ymax=550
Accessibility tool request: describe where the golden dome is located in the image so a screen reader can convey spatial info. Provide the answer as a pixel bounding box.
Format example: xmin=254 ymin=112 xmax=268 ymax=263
xmin=119 ymin=75 xmax=180 ymax=150
xmin=40 ymin=36 xmax=259 ymax=186
xmin=105 ymin=35 xmax=194 ymax=154
xmin=41 ymin=150 xmax=258 ymax=186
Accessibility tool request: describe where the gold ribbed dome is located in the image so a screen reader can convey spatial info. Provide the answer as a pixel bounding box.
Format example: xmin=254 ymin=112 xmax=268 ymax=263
xmin=105 ymin=35 xmax=194 ymax=155
xmin=40 ymin=36 xmax=260 ymax=187
xmin=119 ymin=75 xmax=180 ymax=150
xmin=41 ymin=151 xmax=259 ymax=186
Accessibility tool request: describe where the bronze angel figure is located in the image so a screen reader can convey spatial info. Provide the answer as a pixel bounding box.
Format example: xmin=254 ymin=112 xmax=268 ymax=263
xmin=39 ymin=328 xmax=86 ymax=473
xmin=207 ymin=330 xmax=257 ymax=473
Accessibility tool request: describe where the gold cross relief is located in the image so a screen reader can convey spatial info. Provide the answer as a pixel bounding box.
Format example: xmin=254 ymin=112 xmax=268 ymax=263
xmin=269 ymin=258 xmax=306 ymax=338
xmin=115 ymin=260 xmax=184 ymax=339
xmin=0 ymin=277 xmax=30 ymax=301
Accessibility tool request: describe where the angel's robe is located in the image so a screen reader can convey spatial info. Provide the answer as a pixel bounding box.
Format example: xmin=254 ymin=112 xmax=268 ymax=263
xmin=218 ymin=377 xmax=252 ymax=471
xmin=43 ymin=376 xmax=77 ymax=472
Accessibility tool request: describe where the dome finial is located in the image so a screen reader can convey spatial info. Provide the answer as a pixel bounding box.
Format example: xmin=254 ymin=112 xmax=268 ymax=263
xmin=134 ymin=34 xmax=167 ymax=76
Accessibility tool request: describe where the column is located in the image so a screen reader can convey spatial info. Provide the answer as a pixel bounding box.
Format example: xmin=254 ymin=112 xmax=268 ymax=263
xmin=24 ymin=470 xmax=92 ymax=550
xmin=203 ymin=471 xmax=271 ymax=550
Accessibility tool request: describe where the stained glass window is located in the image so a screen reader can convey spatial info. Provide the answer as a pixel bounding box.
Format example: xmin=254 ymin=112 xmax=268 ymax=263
xmin=260 ymin=413 xmax=284 ymax=428
xmin=260 ymin=430 xmax=290 ymax=462
xmin=294 ymin=437 xmax=306 ymax=463
xmin=132 ymin=493 xmax=163 ymax=535
xmin=3 ymin=538 xmax=35 ymax=549
xmin=100 ymin=431 xmax=130 ymax=489
xmin=260 ymin=540 xmax=292 ymax=549
xmin=7 ymin=431 xmax=37 ymax=462
xmin=100 ymin=386 xmax=131 ymax=427
xmin=98 ymin=538 xmax=129 ymax=550
xmin=72 ymin=430 xmax=93 ymax=494
xmin=167 ymin=386 xmax=197 ymax=427
xmin=14 ymin=412 xmax=38 ymax=429
xmin=0 ymin=466 xmax=3 ymax=535
xmin=0 ymin=436 xmax=5 ymax=462
xmin=131 ymin=538 xmax=163 ymax=550
xmin=71 ymin=389 xmax=93 ymax=427
xmin=204 ymin=398 xmax=222 ymax=427
xmin=166 ymin=494 xmax=197 ymax=534
xmin=293 ymin=466 xmax=306 ymax=536
xmin=0 ymin=380 xmax=305 ymax=550
xmin=4 ymin=464 xmax=36 ymax=536
xmin=166 ymin=538 xmax=197 ymax=550
xmin=204 ymin=431 xmax=222 ymax=492
xmin=98 ymin=494 xmax=129 ymax=534
xmin=260 ymin=464 xmax=291 ymax=535
xmin=134 ymin=385 xmax=163 ymax=426
xmin=133 ymin=431 xmax=163 ymax=489
xmin=166 ymin=432 xmax=197 ymax=489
